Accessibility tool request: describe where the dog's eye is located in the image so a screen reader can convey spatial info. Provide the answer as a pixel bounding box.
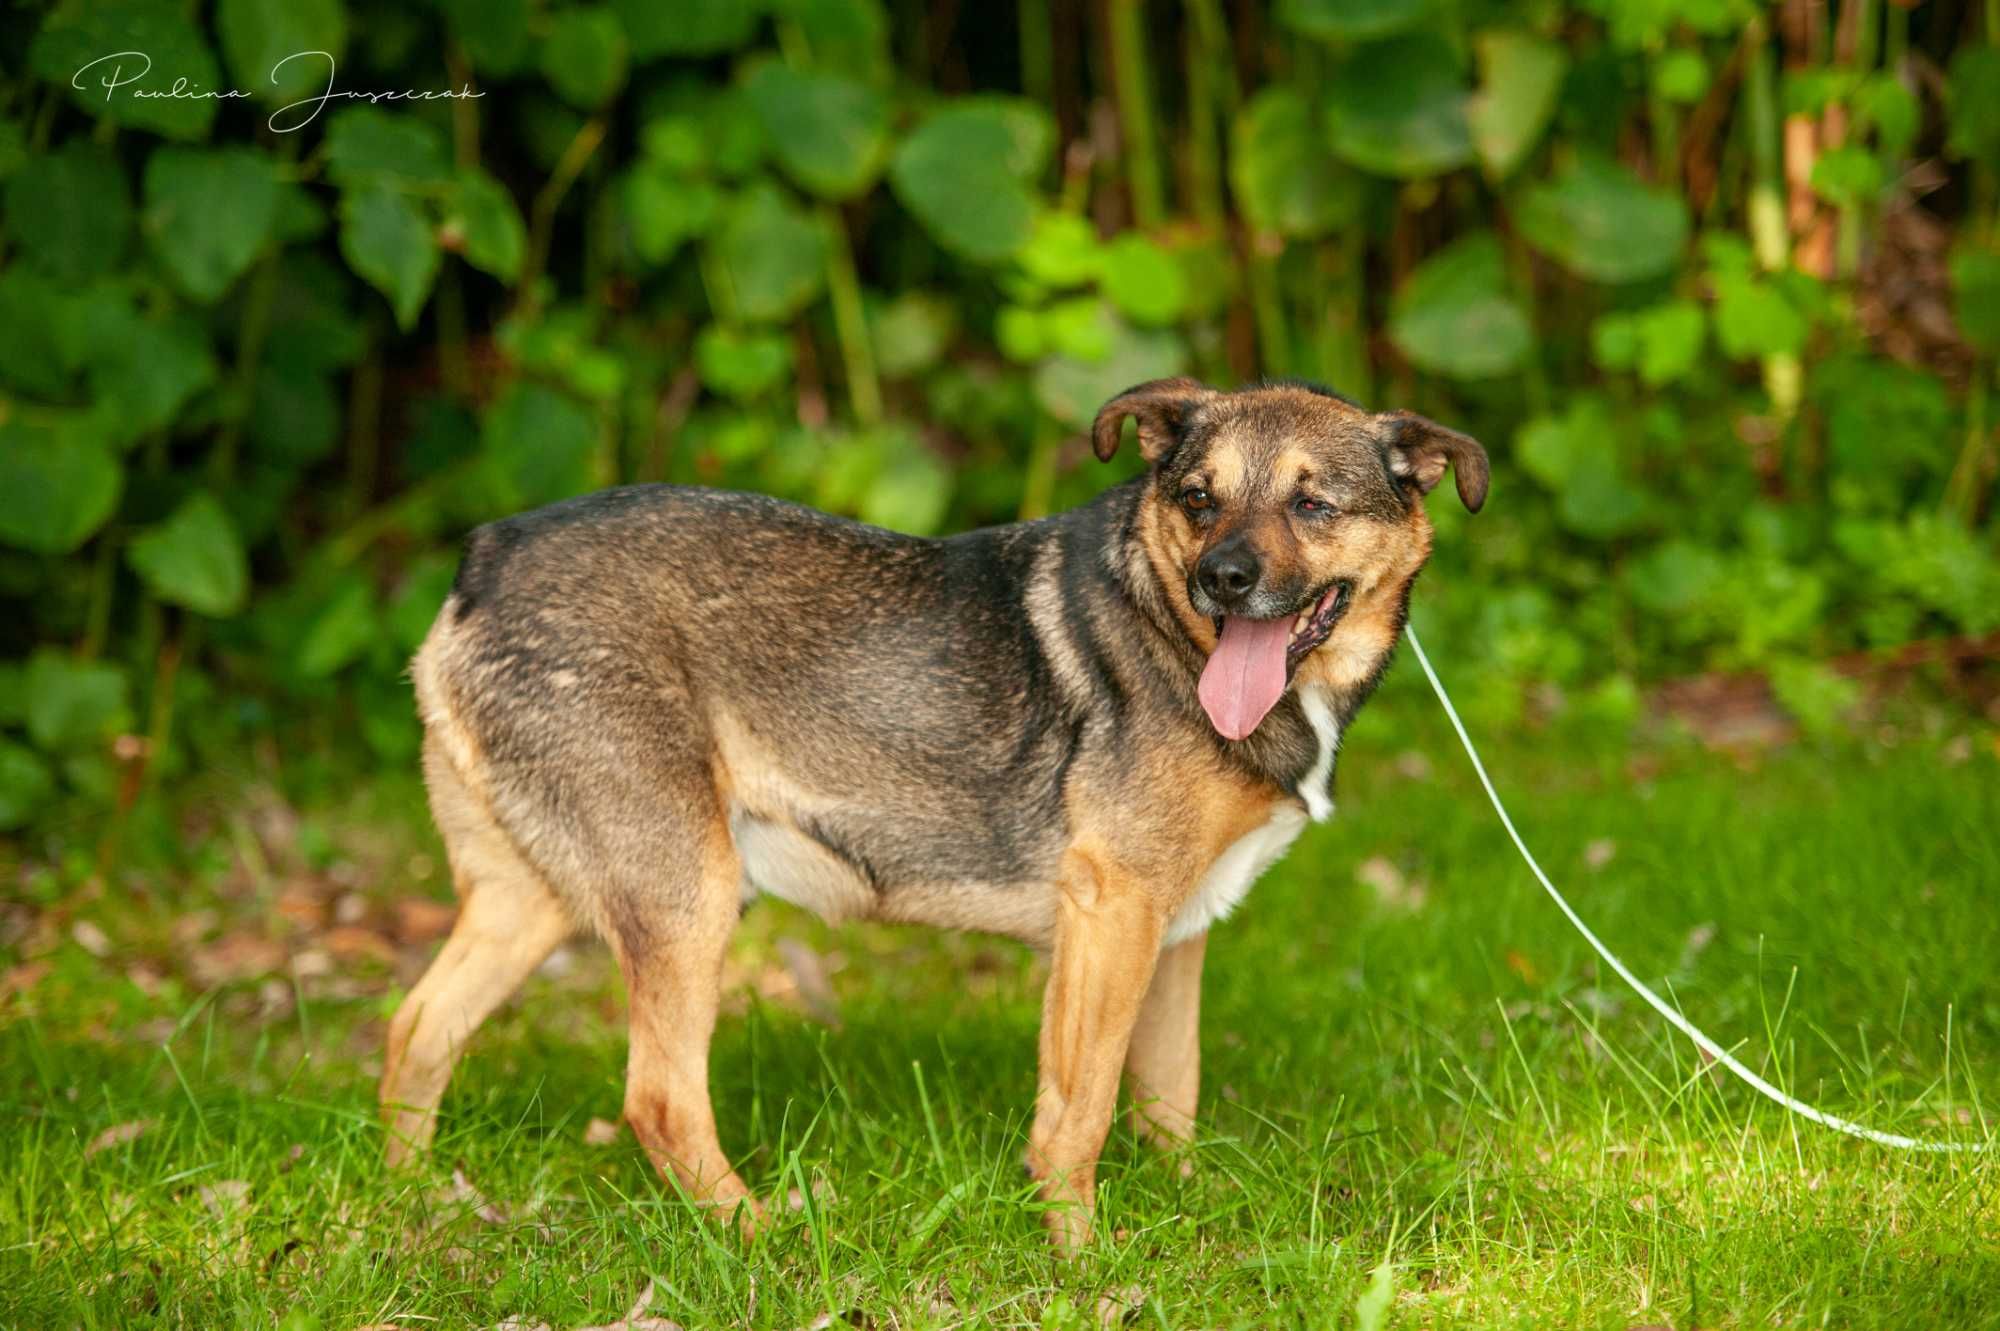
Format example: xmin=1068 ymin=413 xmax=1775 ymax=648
xmin=1293 ymin=495 xmax=1334 ymax=517
xmin=1180 ymin=488 xmax=1213 ymax=513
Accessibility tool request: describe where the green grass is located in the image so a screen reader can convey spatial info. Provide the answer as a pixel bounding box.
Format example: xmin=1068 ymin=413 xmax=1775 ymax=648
xmin=4 ymin=684 xmax=1998 ymax=1329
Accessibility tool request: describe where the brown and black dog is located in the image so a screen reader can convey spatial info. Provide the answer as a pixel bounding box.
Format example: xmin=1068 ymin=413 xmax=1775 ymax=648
xmin=380 ymin=377 xmax=1487 ymax=1250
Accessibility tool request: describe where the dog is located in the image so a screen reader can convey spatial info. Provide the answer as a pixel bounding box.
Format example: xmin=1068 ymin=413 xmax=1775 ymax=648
xmin=379 ymin=377 xmax=1487 ymax=1250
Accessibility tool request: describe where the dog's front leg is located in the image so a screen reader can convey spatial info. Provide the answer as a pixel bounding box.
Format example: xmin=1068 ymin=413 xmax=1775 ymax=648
xmin=1028 ymin=848 xmax=1163 ymax=1254
xmin=1123 ymin=932 xmax=1205 ymax=1166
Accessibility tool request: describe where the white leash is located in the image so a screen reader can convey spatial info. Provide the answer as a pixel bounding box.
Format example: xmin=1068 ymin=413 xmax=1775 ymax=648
xmin=1403 ymin=622 xmax=1987 ymax=1154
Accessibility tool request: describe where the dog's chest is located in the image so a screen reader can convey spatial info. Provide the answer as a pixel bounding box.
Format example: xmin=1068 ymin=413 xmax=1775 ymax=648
xmin=1164 ymin=804 xmax=1307 ymax=946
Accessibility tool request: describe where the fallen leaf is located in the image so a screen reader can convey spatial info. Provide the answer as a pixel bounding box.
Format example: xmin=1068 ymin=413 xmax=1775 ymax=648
xmin=491 ymin=1319 xmax=551 ymax=1331
xmin=395 ymin=897 xmax=458 ymax=945
xmin=71 ymin=920 xmax=113 ymax=957
xmin=569 ymin=1279 xmax=687 ymax=1331
xmin=1356 ymin=856 xmax=1427 ymax=910
xmin=1504 ymin=950 xmax=1541 ymax=985
xmin=188 ymin=933 xmax=287 ymax=986
xmin=1096 ymin=1283 xmax=1146 ymax=1327
xmin=1393 ymin=749 xmax=1433 ymax=781
xmin=323 ymin=925 xmax=398 ymax=965
xmin=1583 ymin=838 xmax=1617 ymax=871
xmin=279 ymin=1143 xmax=308 ymax=1172
xmin=1 ymin=961 xmax=51 ymax=997
xmin=85 ymin=1119 xmax=154 ymax=1157
xmin=198 ymin=1179 xmax=251 ymax=1219
xmin=583 ymin=1116 xmax=623 ymax=1145
xmin=276 ymin=879 xmax=330 ymax=930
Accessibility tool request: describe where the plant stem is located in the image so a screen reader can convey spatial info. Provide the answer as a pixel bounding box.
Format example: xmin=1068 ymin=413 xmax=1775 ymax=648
xmin=819 ymin=204 xmax=882 ymax=427
xmin=79 ymin=531 xmax=118 ymax=662
xmin=211 ymin=252 xmax=280 ymax=485
xmin=1107 ymin=0 xmax=1165 ymax=229
xmin=1247 ymin=245 xmax=1290 ymax=376
xmin=515 ymin=116 xmax=608 ymax=317
xmin=1743 ymin=17 xmax=1802 ymax=421
xmin=1019 ymin=0 xmax=1053 ymax=108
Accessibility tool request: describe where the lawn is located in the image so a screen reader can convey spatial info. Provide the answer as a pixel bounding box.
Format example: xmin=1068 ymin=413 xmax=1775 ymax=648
xmin=3 ymin=671 xmax=1997 ymax=1329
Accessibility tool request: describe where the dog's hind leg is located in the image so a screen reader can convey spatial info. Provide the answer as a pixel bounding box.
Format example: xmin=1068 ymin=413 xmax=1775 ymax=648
xmin=609 ymin=809 xmax=759 ymax=1224
xmin=381 ymin=748 xmax=573 ymax=1165
xmin=1123 ymin=932 xmax=1205 ymax=1164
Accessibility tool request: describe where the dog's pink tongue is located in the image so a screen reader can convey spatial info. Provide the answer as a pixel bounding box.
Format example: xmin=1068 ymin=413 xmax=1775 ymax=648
xmin=1198 ymin=615 xmax=1291 ymax=740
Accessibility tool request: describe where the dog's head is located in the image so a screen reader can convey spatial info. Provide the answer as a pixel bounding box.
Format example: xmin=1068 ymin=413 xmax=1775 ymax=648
xmin=1094 ymin=377 xmax=1487 ymax=740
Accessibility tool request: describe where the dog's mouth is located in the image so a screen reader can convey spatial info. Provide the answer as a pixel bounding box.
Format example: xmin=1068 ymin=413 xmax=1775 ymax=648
xmin=1197 ymin=582 xmax=1350 ymax=741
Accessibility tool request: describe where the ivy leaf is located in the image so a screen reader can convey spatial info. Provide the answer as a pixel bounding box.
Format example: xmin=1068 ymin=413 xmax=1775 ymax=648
xmin=1279 ymin=0 xmax=1431 ymax=40
xmin=482 ymin=383 xmax=599 ymax=509
xmin=4 ymin=143 xmax=131 ymax=283
xmin=340 ymin=185 xmax=441 ymax=330
xmin=746 ymin=62 xmax=890 ymax=201
xmin=615 ymin=0 xmax=760 ymax=59
xmin=709 ymin=184 xmax=826 ymax=323
xmin=1467 ymin=30 xmax=1567 ymax=179
xmin=217 ymin=0 xmax=347 ymax=103
xmin=0 ymin=741 xmax=55 ymax=831
xmin=1388 ymin=232 xmax=1532 ymax=379
xmin=444 ymin=169 xmax=527 ymax=283
xmin=891 ymin=98 xmax=1053 ymax=262
xmin=1323 ymin=34 xmax=1473 ymax=179
xmin=621 ymin=165 xmax=720 ymax=266
xmin=1098 ymin=233 xmax=1188 ymax=327
xmin=0 ymin=419 xmax=123 ymax=556
xmin=30 ymin=2 xmax=220 ymax=140
xmin=542 ymin=8 xmax=629 ymax=110
xmin=24 ymin=650 xmax=130 ymax=753
xmin=1712 ymin=273 xmax=1806 ymax=359
xmin=1950 ymin=246 xmax=2000 ymax=355
xmin=143 ymin=147 xmax=280 ymax=302
xmin=695 ymin=324 xmax=795 ymax=399
xmin=126 ymin=492 xmax=250 ymax=617
xmin=1516 ymin=157 xmax=1688 ymax=283
xmin=325 ymin=107 xmax=453 ymax=189
xmin=1230 ymin=87 xmax=1361 ymax=238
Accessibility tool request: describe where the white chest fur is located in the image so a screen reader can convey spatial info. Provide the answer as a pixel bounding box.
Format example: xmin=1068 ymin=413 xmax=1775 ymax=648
xmin=1163 ymin=803 xmax=1307 ymax=946
xmin=1297 ymin=683 xmax=1340 ymax=823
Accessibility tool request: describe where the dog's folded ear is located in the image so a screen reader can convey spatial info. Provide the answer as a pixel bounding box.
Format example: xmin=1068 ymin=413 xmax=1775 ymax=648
xmin=1092 ymin=378 xmax=1215 ymax=464
xmin=1378 ymin=411 xmax=1490 ymax=513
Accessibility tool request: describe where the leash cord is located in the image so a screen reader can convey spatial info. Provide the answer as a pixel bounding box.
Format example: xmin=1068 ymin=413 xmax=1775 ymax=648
xmin=1402 ymin=622 xmax=1986 ymax=1154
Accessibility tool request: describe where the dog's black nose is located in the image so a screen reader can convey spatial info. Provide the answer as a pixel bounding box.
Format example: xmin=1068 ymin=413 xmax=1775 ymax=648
xmin=1197 ymin=542 xmax=1260 ymax=606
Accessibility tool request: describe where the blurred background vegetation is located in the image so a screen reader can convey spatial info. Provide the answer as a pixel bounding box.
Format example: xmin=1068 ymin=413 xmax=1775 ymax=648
xmin=1 ymin=0 xmax=1998 ymax=848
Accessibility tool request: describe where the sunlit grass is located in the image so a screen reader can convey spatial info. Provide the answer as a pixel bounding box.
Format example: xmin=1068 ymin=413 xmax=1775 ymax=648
xmin=4 ymin=686 xmax=1997 ymax=1328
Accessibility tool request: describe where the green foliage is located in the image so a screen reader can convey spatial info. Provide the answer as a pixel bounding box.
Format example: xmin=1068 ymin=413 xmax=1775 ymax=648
xmin=1 ymin=0 xmax=1997 ymax=831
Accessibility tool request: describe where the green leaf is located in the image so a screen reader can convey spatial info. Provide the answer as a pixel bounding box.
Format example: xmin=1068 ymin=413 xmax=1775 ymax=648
xmin=1947 ymin=46 xmax=2000 ymax=169
xmin=1809 ymin=145 xmax=1883 ymax=207
xmin=440 ymin=0 xmax=533 ymax=75
xmin=250 ymin=360 xmax=341 ymax=464
xmin=1467 ymin=30 xmax=1567 ymax=179
xmin=0 ymin=119 xmax=26 ymax=184
xmin=1034 ymin=322 xmax=1187 ymax=429
xmin=615 ymin=0 xmax=760 ymax=59
xmin=295 ymin=576 xmax=379 ymax=678
xmin=871 ymin=292 xmax=955 ymax=377
xmin=0 ymin=741 xmax=55 ymax=831
xmin=1950 ymin=246 xmax=2000 ymax=355
xmin=1630 ymin=301 xmax=1705 ymax=386
xmin=143 ymin=147 xmax=280 ymax=302
xmin=1098 ymin=234 xmax=1187 ymax=327
xmin=1515 ymin=398 xmax=1648 ymax=538
xmin=710 ymin=184 xmax=826 ymax=323
xmin=621 ymin=165 xmax=720 ymax=266
xmin=1017 ymin=211 xmax=1103 ymax=287
xmin=1628 ymin=540 xmax=1724 ymax=614
xmin=1323 ymin=34 xmax=1473 ymax=179
xmin=746 ymin=62 xmax=890 ymax=200
xmin=1387 ymin=232 xmax=1532 ymax=379
xmin=860 ymin=438 xmax=954 ymax=536
xmin=324 ymin=107 xmax=453 ymax=189
xmin=891 ymin=98 xmax=1054 ymax=262
xmin=0 ymin=270 xmax=77 ymax=397
xmin=126 ymin=492 xmax=250 ymax=617
xmin=771 ymin=0 xmax=888 ymax=70
xmin=4 ymin=143 xmax=131 ymax=283
xmin=0 ymin=420 xmax=123 ymax=555
xmin=1516 ymin=157 xmax=1688 ymax=283
xmin=1854 ymin=75 xmax=1918 ymax=156
xmin=217 ymin=0 xmax=347 ymax=103
xmin=24 ymin=650 xmax=129 ymax=753
xmin=31 ymin=3 xmax=221 ymax=140
xmin=87 ymin=313 xmax=219 ymax=445
xmin=482 ymin=383 xmax=599 ymax=508
xmin=1230 ymin=87 xmax=1360 ymax=237
xmin=340 ymin=185 xmax=441 ymax=330
xmin=1279 ymin=0 xmax=1431 ymax=40
xmin=542 ymin=8 xmax=629 ymax=110
xmin=695 ymin=324 xmax=795 ymax=399
xmin=445 ymin=169 xmax=527 ymax=283
xmin=1653 ymin=48 xmax=1710 ymax=104
xmin=1712 ymin=273 xmax=1806 ymax=359
xmin=386 ymin=554 xmax=460 ymax=652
